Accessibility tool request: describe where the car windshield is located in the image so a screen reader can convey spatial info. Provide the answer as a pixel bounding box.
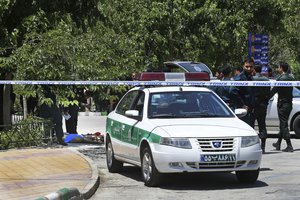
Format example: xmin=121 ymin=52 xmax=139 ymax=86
xmin=179 ymin=62 xmax=210 ymax=74
xmin=293 ymin=87 xmax=300 ymax=98
xmin=148 ymin=91 xmax=234 ymax=119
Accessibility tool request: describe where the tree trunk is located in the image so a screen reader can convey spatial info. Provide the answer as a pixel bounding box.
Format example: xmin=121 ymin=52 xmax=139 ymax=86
xmin=2 ymin=84 xmax=12 ymax=125
xmin=23 ymin=96 xmax=28 ymax=119
xmin=1 ymin=73 xmax=13 ymax=125
xmin=0 ymin=84 xmax=3 ymax=129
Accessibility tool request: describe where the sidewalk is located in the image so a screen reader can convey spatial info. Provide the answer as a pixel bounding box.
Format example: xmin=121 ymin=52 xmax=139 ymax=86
xmin=0 ymin=148 xmax=99 ymax=200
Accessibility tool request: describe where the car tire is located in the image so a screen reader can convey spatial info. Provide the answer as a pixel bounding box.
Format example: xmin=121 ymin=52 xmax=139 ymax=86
xmin=106 ymin=137 xmax=123 ymax=173
xmin=236 ymin=169 xmax=259 ymax=184
xmin=292 ymin=115 xmax=300 ymax=139
xmin=141 ymin=147 xmax=161 ymax=187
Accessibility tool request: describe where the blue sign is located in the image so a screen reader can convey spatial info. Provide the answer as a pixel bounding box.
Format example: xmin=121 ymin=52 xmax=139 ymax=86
xmin=248 ymin=34 xmax=268 ymax=44
xmin=248 ymin=45 xmax=269 ymax=54
xmin=248 ymin=33 xmax=269 ymax=68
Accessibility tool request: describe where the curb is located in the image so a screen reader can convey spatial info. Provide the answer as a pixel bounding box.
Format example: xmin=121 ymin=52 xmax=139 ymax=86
xmin=73 ymin=149 xmax=100 ymax=199
xmin=35 ymin=149 xmax=100 ymax=200
xmin=35 ymin=188 xmax=82 ymax=200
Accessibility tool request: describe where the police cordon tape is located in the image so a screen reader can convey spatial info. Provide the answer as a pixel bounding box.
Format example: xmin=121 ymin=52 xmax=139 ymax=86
xmin=0 ymin=80 xmax=300 ymax=87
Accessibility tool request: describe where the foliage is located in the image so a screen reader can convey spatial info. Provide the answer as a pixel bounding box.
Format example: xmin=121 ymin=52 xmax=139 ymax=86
xmin=0 ymin=116 xmax=53 ymax=149
xmin=0 ymin=0 xmax=299 ymax=107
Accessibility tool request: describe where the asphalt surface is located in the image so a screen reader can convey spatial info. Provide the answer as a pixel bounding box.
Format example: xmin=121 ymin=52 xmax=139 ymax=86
xmin=1 ymin=114 xmax=300 ymax=200
xmin=88 ymin=139 xmax=300 ymax=200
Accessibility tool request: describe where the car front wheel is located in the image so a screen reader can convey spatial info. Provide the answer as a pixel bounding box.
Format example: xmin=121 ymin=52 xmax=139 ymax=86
xmin=106 ymin=137 xmax=123 ymax=173
xmin=236 ymin=169 xmax=259 ymax=184
xmin=141 ymin=147 xmax=161 ymax=187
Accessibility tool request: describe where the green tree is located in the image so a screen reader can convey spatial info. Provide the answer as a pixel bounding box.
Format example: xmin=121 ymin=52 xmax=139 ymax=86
xmin=1 ymin=0 xmax=300 ymax=124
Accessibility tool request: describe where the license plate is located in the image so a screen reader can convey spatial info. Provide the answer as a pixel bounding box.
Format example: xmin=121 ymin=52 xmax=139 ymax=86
xmin=200 ymin=154 xmax=236 ymax=162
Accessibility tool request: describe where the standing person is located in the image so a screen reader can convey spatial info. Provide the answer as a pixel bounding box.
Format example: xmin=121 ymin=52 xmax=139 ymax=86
xmin=63 ymin=87 xmax=80 ymax=134
xmin=38 ymin=86 xmax=67 ymax=146
xmin=214 ymin=65 xmax=235 ymax=110
xmin=268 ymin=67 xmax=275 ymax=79
xmin=230 ymin=58 xmax=255 ymax=126
xmin=63 ymin=103 xmax=79 ymax=134
xmin=214 ymin=67 xmax=222 ymax=80
xmin=250 ymin=65 xmax=271 ymax=153
xmin=270 ymin=61 xmax=295 ymax=152
xmin=232 ymin=66 xmax=243 ymax=80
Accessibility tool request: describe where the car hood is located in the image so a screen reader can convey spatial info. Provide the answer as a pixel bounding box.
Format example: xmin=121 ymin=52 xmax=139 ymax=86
xmin=150 ymin=118 xmax=255 ymax=137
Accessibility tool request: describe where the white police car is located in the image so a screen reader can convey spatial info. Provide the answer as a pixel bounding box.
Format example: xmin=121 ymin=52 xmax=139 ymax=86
xmin=105 ymin=73 xmax=262 ymax=187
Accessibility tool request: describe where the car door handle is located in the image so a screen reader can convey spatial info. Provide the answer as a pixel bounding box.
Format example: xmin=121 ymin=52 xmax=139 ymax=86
xmin=121 ymin=124 xmax=125 ymax=131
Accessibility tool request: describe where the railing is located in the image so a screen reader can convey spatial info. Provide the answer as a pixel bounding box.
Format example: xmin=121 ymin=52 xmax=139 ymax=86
xmin=11 ymin=114 xmax=24 ymax=124
xmin=0 ymin=117 xmax=54 ymax=150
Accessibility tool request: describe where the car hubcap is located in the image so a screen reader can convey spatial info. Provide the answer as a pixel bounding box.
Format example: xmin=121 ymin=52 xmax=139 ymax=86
xmin=107 ymin=143 xmax=113 ymax=167
xmin=142 ymin=152 xmax=152 ymax=182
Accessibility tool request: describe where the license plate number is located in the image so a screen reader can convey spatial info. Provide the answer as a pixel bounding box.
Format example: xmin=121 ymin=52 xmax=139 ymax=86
xmin=200 ymin=154 xmax=236 ymax=162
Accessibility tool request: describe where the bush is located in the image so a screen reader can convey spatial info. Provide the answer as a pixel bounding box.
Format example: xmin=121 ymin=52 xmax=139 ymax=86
xmin=0 ymin=117 xmax=53 ymax=150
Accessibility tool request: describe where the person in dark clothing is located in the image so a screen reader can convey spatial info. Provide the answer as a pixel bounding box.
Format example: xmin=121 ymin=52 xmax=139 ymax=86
xmin=63 ymin=104 xmax=79 ymax=134
xmin=63 ymin=87 xmax=81 ymax=134
xmin=38 ymin=86 xmax=67 ymax=146
xmin=250 ymin=65 xmax=271 ymax=153
xmin=270 ymin=62 xmax=295 ymax=152
xmin=232 ymin=66 xmax=243 ymax=80
xmin=230 ymin=58 xmax=255 ymax=126
xmin=214 ymin=65 xmax=235 ymax=110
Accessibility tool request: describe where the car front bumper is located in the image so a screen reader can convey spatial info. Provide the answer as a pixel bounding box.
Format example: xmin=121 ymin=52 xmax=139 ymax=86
xmin=150 ymin=143 xmax=262 ymax=173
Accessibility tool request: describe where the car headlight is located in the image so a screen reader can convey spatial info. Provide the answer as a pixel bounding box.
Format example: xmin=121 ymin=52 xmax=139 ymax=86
xmin=160 ymin=137 xmax=192 ymax=149
xmin=241 ymin=136 xmax=259 ymax=148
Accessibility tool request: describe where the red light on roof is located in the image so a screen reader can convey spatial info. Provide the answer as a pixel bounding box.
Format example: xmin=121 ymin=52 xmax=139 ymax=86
xmin=139 ymin=72 xmax=165 ymax=81
xmin=185 ymin=72 xmax=210 ymax=81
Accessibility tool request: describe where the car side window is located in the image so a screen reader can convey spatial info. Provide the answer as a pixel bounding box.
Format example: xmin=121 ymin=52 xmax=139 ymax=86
xmin=131 ymin=92 xmax=145 ymax=117
xmin=293 ymin=87 xmax=300 ymax=98
xmin=116 ymin=91 xmax=139 ymax=115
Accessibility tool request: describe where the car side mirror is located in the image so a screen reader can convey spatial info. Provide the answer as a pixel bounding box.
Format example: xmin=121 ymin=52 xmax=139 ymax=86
xmin=125 ymin=110 xmax=142 ymax=121
xmin=235 ymin=108 xmax=247 ymax=118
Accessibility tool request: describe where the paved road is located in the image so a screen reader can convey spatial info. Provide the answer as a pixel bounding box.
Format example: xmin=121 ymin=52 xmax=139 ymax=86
xmin=77 ymin=115 xmax=300 ymax=200
xmin=87 ymin=140 xmax=300 ymax=200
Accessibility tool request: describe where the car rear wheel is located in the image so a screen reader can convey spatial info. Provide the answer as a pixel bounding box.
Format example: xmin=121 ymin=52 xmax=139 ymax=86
xmin=292 ymin=115 xmax=300 ymax=139
xmin=106 ymin=137 xmax=123 ymax=173
xmin=236 ymin=169 xmax=259 ymax=184
xmin=141 ymin=147 xmax=161 ymax=187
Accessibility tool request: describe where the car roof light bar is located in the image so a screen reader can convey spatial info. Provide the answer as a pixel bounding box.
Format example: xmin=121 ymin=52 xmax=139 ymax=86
xmin=185 ymin=72 xmax=210 ymax=81
xmin=139 ymin=72 xmax=165 ymax=81
xmin=139 ymin=72 xmax=210 ymax=82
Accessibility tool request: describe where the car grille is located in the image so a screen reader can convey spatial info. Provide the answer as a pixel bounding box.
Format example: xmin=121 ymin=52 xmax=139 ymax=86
xmin=186 ymin=161 xmax=246 ymax=169
xmin=197 ymin=138 xmax=235 ymax=152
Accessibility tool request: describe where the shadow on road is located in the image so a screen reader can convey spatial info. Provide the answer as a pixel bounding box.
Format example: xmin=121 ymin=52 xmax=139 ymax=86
xmin=119 ymin=165 xmax=268 ymax=190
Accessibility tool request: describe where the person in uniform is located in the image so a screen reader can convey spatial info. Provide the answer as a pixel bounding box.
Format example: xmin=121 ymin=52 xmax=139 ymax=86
xmin=230 ymin=58 xmax=255 ymax=126
xmin=270 ymin=61 xmax=295 ymax=152
xmin=214 ymin=65 xmax=235 ymax=110
xmin=232 ymin=66 xmax=243 ymax=80
xmin=38 ymin=86 xmax=67 ymax=146
xmin=250 ymin=65 xmax=271 ymax=153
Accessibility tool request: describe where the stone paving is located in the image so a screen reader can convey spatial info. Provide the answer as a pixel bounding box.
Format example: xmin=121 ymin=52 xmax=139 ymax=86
xmin=0 ymin=148 xmax=94 ymax=200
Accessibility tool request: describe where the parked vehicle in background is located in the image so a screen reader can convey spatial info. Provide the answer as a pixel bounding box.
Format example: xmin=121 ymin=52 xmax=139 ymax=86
xmin=266 ymin=87 xmax=300 ymax=138
xmin=164 ymin=61 xmax=215 ymax=79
